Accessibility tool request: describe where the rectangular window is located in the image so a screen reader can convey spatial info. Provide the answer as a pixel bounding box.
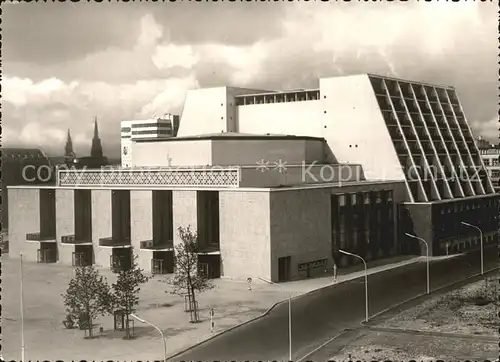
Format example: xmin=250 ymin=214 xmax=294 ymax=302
xmin=197 ymin=191 xmax=220 ymax=248
xmin=112 ymin=190 xmax=131 ymax=241
xmin=351 ymin=194 xmax=357 ymax=205
xmin=152 ymin=190 xmax=173 ymax=243
xmin=74 ymin=190 xmax=92 ymax=241
xmin=339 ymin=195 xmax=346 ymax=206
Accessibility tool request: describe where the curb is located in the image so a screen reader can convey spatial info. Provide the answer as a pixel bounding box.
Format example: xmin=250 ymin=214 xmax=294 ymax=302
xmin=361 ymin=266 xmax=500 ymax=326
xmin=166 ymin=254 xmax=466 ymax=361
xmin=165 ymin=257 xmax=424 ymax=361
xmin=296 ymin=266 xmax=499 ymax=362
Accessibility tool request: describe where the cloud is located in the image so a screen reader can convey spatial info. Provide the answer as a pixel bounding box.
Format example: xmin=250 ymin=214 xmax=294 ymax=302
xmin=3 ymin=2 xmax=498 ymax=156
xmin=152 ymin=44 xmax=200 ymax=70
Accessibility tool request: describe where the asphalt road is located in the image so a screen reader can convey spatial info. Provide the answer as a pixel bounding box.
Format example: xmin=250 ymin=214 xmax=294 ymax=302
xmin=170 ymin=249 xmax=498 ymax=362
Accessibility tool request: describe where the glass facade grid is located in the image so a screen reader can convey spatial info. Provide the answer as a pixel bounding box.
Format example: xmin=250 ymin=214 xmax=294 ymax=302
xmin=370 ymin=75 xmax=495 ymax=202
xmin=331 ymin=190 xmax=394 ymax=267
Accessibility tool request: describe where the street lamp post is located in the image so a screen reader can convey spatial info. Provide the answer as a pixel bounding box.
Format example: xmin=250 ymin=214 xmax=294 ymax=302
xmin=259 ymin=277 xmax=292 ymax=361
xmin=130 ymin=313 xmax=167 ymax=362
xmin=461 ymin=221 xmax=484 ymax=275
xmin=405 ymin=233 xmax=430 ymax=295
xmin=20 ymin=253 xmax=26 ymax=362
xmin=339 ymin=250 xmax=369 ymax=322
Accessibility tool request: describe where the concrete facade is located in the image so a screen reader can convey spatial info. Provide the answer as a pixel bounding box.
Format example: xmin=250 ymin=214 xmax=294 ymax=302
xmin=269 ymin=188 xmax=332 ymax=281
xmin=8 ymin=188 xmax=41 ymax=262
xmin=56 ymin=189 xmax=75 ymax=265
xmin=8 ymin=179 xmax=404 ymax=282
xmin=219 ymin=191 xmax=271 ymax=279
xmin=92 ymin=190 xmax=113 ymax=267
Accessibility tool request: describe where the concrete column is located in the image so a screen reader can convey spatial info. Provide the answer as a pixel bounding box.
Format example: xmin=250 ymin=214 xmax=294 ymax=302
xmin=92 ymin=189 xmax=112 ymax=267
xmin=131 ymin=190 xmax=153 ymax=271
xmin=8 ymin=188 xmax=41 ymax=262
xmin=172 ymin=190 xmax=197 ymax=248
xmin=56 ymin=189 xmax=75 ymax=265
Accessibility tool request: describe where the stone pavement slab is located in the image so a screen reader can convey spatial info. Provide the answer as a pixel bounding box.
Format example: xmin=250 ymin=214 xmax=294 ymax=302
xmin=2 ymin=253 xmax=455 ymax=361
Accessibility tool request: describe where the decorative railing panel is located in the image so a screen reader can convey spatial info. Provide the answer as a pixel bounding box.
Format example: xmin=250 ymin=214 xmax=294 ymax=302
xmin=57 ymin=167 xmax=240 ymax=188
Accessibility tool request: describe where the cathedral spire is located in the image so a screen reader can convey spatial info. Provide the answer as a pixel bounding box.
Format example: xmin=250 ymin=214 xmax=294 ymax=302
xmin=93 ymin=116 xmax=99 ymax=138
xmin=64 ymin=129 xmax=75 ymax=158
xmin=90 ymin=117 xmax=104 ymax=158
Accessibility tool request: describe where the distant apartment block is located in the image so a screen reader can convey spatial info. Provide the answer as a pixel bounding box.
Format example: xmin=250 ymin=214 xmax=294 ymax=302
xmin=121 ymin=114 xmax=180 ymax=168
xmin=476 ymin=138 xmax=500 ymax=192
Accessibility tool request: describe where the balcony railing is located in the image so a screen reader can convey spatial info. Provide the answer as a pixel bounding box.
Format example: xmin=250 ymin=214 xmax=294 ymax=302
xmin=99 ymin=237 xmax=131 ymax=247
xmin=26 ymin=232 xmax=56 ymax=242
xmin=140 ymin=239 xmax=174 ymax=250
xmin=37 ymin=249 xmax=57 ymax=263
xmin=61 ymin=234 xmax=92 ymax=244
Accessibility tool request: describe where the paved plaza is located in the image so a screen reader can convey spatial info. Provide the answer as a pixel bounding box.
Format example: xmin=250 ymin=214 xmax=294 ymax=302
xmin=3 ymin=254 xmax=437 ymax=361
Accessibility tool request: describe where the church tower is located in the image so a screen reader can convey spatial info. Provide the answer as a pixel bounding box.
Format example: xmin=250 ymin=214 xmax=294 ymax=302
xmin=90 ymin=117 xmax=104 ymax=158
xmin=64 ymin=129 xmax=75 ymax=159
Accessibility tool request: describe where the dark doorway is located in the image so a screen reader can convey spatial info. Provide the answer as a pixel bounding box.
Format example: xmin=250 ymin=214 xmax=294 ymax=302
xmin=37 ymin=242 xmax=57 ymax=263
xmin=74 ymin=190 xmax=92 ymax=242
xmin=198 ymin=254 xmax=221 ymax=279
xmin=40 ymin=189 xmax=56 ymax=239
xmin=73 ymin=245 xmax=93 ymax=266
xmin=151 ymin=250 xmax=174 ymax=274
xmin=112 ymin=190 xmax=131 ymax=244
xmin=196 ymin=191 xmax=220 ymax=251
xmin=110 ymin=248 xmax=132 ymax=272
xmin=278 ymin=256 xmax=291 ymax=282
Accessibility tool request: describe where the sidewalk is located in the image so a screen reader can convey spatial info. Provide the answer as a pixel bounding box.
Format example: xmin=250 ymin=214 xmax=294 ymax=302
xmin=2 ymin=253 xmax=459 ymax=361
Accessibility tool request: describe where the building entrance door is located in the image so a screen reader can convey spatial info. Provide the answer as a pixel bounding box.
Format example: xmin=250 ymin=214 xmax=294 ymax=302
xmin=198 ymin=255 xmax=221 ymax=279
xmin=278 ymin=256 xmax=291 ymax=282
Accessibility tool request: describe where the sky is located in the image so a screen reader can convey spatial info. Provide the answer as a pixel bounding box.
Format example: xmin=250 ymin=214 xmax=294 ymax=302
xmin=3 ymin=1 xmax=498 ymax=157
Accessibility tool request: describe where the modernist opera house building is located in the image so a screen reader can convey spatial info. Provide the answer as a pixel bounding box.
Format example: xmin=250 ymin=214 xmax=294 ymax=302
xmin=8 ymin=74 xmax=499 ymax=282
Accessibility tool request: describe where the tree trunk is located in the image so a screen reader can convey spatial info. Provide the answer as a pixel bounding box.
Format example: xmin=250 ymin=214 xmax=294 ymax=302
xmin=190 ymin=285 xmax=198 ymax=322
xmin=125 ymin=313 xmax=130 ymax=339
xmin=88 ymin=316 xmax=93 ymax=338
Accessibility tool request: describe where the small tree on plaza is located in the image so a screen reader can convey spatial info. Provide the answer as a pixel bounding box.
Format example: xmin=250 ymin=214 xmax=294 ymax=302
xmin=62 ymin=266 xmax=114 ymax=338
xmin=111 ymin=253 xmax=150 ymax=339
xmin=168 ymin=225 xmax=214 ymax=323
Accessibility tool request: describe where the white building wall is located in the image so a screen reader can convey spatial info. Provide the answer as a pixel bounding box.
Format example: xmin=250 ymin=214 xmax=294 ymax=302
xmin=172 ymin=190 xmax=197 ymax=248
xmin=219 ymin=191 xmax=271 ymax=280
xmin=237 ymin=100 xmax=323 ymax=137
xmin=92 ymin=190 xmax=112 ymax=267
xmin=130 ymin=190 xmax=153 ymax=272
xmin=211 ymin=139 xmax=325 ymax=166
xmin=269 ymin=188 xmax=333 ymax=281
xmin=132 ymin=140 xmax=212 ymax=167
xmin=178 ymin=87 xmax=229 ymax=136
xmin=319 ymin=75 xmax=404 ymax=181
xmin=8 ymin=188 xmax=41 ymax=262
xmin=56 ymin=189 xmax=75 ymax=265
xmin=178 ymin=87 xmax=270 ymax=137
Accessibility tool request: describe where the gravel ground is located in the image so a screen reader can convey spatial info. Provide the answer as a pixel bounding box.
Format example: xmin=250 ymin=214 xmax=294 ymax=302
xmin=329 ymin=330 xmax=497 ymax=361
xmin=378 ymin=279 xmax=498 ymax=336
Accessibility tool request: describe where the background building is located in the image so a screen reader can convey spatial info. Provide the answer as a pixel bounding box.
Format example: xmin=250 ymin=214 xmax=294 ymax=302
xmin=1 ymin=148 xmax=53 ymax=253
xmin=120 ymin=114 xmax=180 ymax=168
xmin=476 ymin=137 xmax=500 ymax=193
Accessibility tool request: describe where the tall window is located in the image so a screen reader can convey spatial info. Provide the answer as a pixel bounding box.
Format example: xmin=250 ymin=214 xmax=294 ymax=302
xmin=74 ymin=190 xmax=92 ymax=241
xmin=40 ymin=189 xmax=56 ymax=238
xmin=112 ymin=190 xmax=131 ymax=241
xmin=197 ymin=191 xmax=220 ymax=247
xmin=339 ymin=214 xmax=346 ymax=249
xmin=152 ymin=191 xmax=173 ymax=242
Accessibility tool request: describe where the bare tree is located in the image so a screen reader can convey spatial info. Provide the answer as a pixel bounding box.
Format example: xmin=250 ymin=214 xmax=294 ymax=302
xmin=169 ymin=225 xmax=214 ymax=323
